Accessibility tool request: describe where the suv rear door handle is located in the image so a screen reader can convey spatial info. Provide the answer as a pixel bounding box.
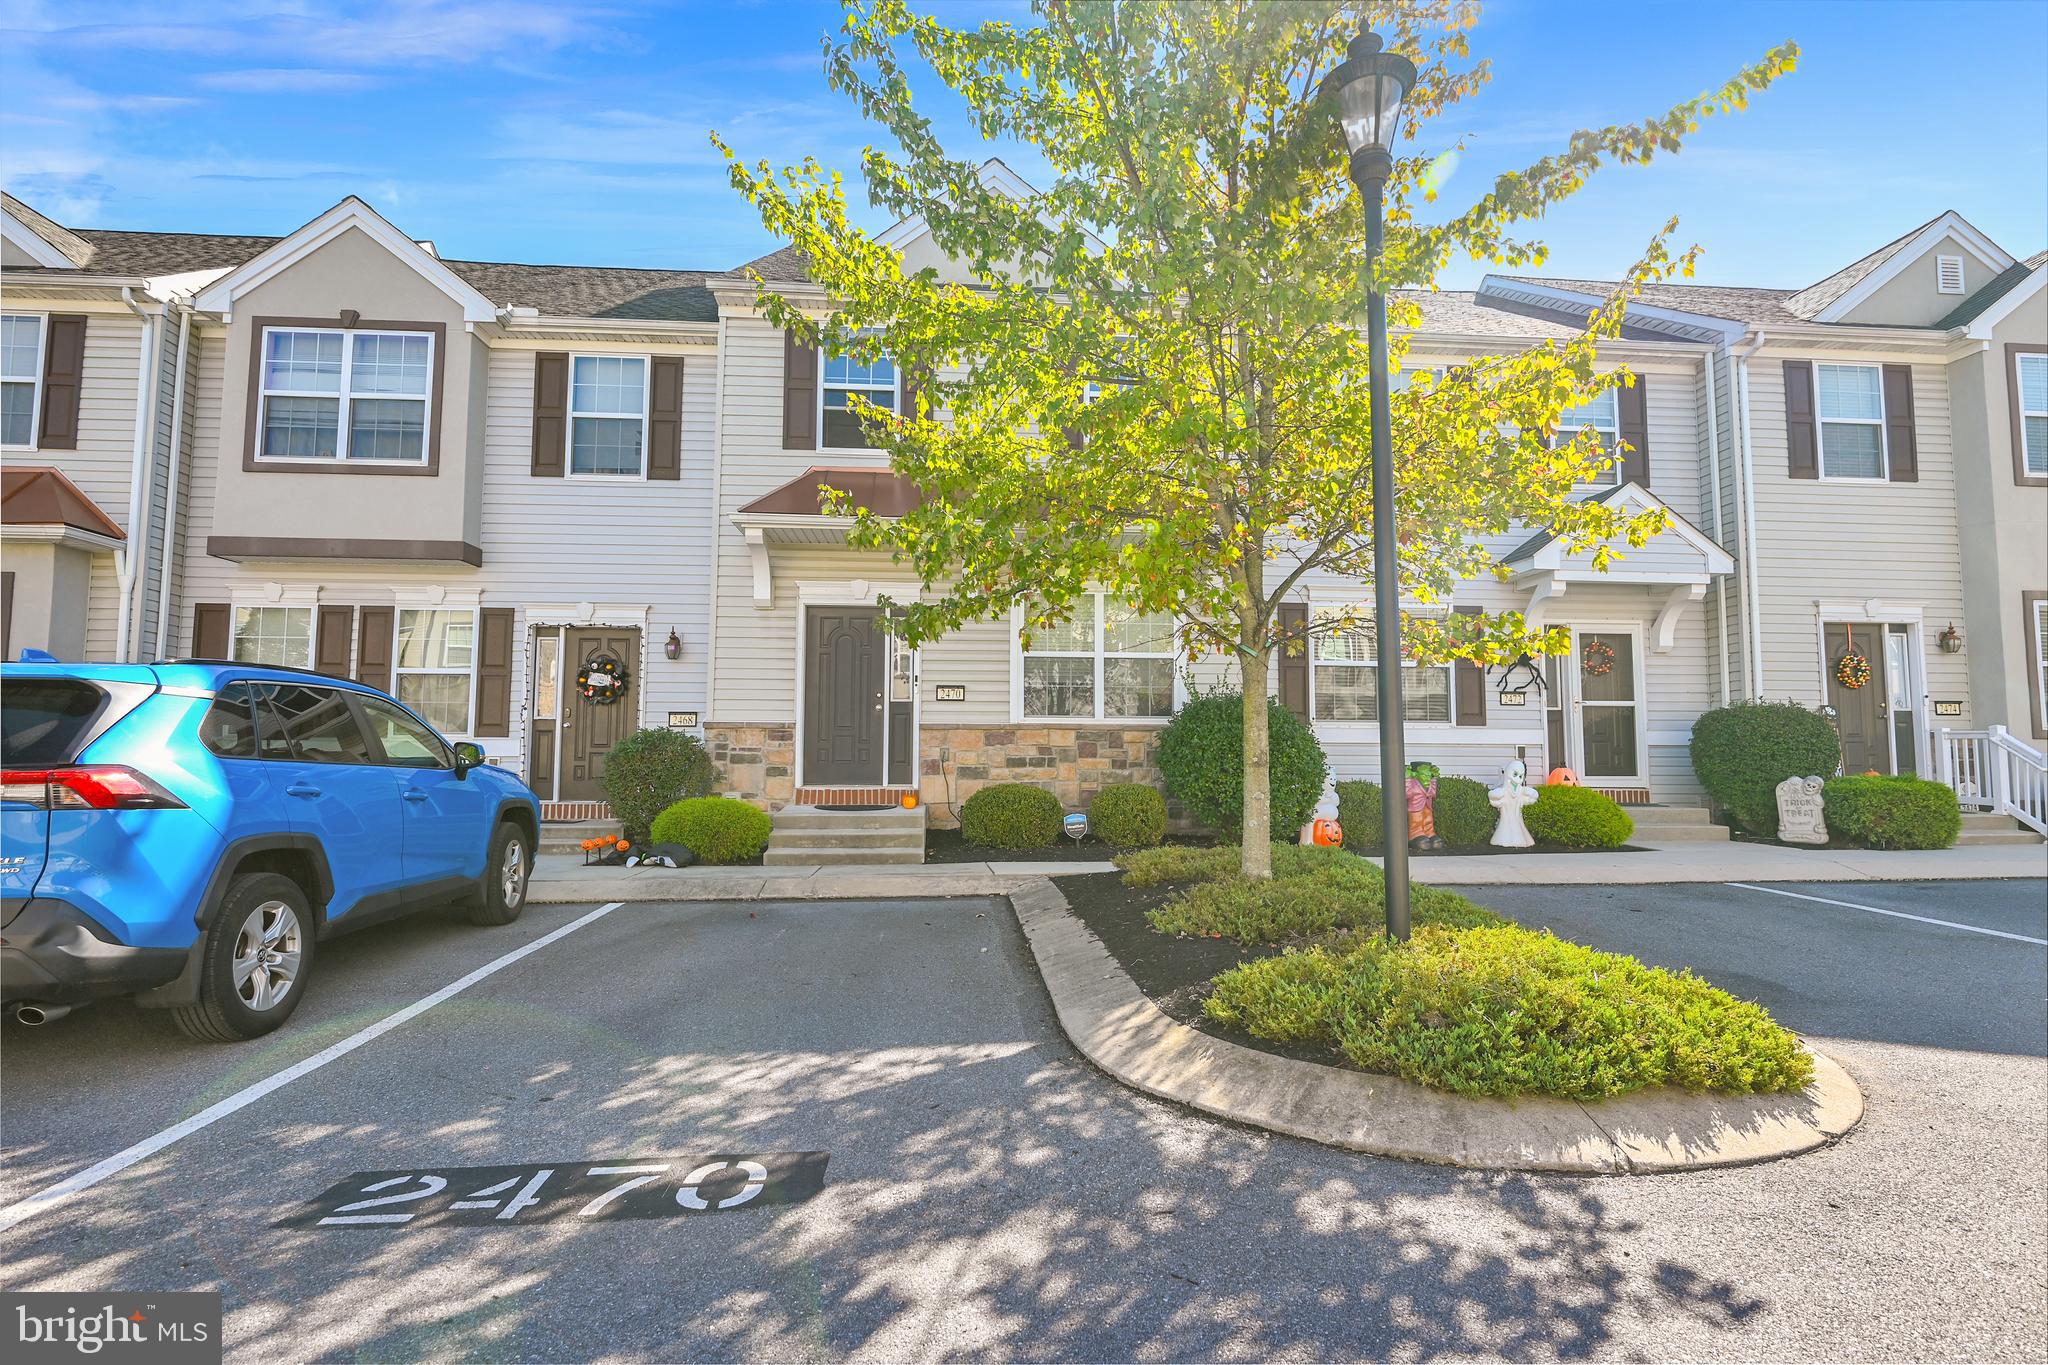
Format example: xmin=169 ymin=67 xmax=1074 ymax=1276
xmin=404 ymin=789 xmax=429 ymax=802
xmin=286 ymin=784 xmax=322 ymax=799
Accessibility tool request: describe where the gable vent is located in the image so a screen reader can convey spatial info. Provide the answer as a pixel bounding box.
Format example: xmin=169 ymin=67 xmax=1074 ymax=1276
xmin=1936 ymin=255 xmax=1965 ymax=294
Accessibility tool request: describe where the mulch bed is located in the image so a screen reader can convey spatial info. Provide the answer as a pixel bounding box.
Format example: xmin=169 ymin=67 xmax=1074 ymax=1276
xmin=922 ymin=827 xmax=1214 ymax=864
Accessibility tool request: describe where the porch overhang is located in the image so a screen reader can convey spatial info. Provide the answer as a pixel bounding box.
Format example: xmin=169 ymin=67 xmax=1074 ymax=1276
xmin=731 ymin=467 xmax=923 ymax=608
xmin=1 ymin=466 xmax=127 ymax=553
xmin=1505 ymin=482 xmax=1734 ymax=650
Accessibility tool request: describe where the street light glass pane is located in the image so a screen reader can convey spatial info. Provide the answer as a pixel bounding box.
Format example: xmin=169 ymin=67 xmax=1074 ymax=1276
xmin=1338 ymin=70 xmax=1403 ymax=153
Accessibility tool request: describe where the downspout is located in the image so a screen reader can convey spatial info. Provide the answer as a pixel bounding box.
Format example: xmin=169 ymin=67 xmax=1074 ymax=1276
xmin=1700 ymin=347 xmax=1729 ymax=707
xmin=114 ymin=287 xmax=161 ymax=664
xmin=1733 ymin=329 xmax=1769 ymax=699
xmin=153 ymin=302 xmax=194 ymax=659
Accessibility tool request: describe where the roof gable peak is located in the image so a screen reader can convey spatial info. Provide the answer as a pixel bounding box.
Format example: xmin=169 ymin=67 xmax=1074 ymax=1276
xmin=189 ymin=197 xmax=497 ymax=321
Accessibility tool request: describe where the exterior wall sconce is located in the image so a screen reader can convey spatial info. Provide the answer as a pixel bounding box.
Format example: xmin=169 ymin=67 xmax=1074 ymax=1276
xmin=1937 ymin=623 xmax=1963 ymax=654
xmin=665 ymin=629 xmax=683 ymax=661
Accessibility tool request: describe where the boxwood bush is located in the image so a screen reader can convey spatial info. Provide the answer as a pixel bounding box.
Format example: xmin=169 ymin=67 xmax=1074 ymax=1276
xmin=1088 ymin=783 xmax=1167 ymax=849
xmin=1205 ymin=924 xmax=1815 ymax=1099
xmin=602 ymin=727 xmax=717 ymax=842
xmin=1690 ymin=701 xmax=1842 ymax=836
xmin=650 ymin=796 xmax=771 ymax=864
xmin=1147 ymin=864 xmax=1503 ymax=943
xmin=960 ymin=782 xmax=1064 ymax=848
xmin=1157 ymin=693 xmax=1328 ymax=838
xmin=1115 ymin=842 xmax=1361 ymax=887
xmin=1524 ymin=785 xmax=1634 ymax=849
xmin=1334 ymin=780 xmax=1382 ymax=848
xmin=1822 ymin=775 xmax=1961 ymax=850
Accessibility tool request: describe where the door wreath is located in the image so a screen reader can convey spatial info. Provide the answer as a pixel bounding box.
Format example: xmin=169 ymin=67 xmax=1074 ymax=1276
xmin=1834 ymin=627 xmax=1870 ymax=690
xmin=1580 ymin=639 xmax=1615 ymax=677
xmin=575 ymin=652 xmax=631 ymax=705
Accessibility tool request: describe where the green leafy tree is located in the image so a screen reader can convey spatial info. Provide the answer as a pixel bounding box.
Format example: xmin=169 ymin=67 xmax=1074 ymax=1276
xmin=719 ymin=0 xmax=1796 ymax=877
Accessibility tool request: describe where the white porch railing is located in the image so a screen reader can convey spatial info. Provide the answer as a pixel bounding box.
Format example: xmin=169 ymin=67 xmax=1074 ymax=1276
xmin=1937 ymin=725 xmax=2048 ymax=836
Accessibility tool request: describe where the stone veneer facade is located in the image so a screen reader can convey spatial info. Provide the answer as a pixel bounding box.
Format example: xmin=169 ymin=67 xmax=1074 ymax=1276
xmin=705 ymin=722 xmax=1169 ymax=828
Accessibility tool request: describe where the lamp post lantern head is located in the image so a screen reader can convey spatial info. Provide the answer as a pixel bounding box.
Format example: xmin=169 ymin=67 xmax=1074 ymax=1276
xmin=1323 ymin=29 xmax=1416 ymax=187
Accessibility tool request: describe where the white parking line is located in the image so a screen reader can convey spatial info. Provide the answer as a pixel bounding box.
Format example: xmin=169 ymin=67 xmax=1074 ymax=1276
xmin=1726 ymin=883 xmax=2048 ymax=946
xmin=0 ymin=901 xmax=624 ymax=1236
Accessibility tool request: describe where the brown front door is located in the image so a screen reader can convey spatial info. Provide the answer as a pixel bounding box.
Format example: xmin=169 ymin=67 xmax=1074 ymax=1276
xmin=562 ymin=627 xmax=640 ymax=802
xmin=1825 ymin=623 xmax=1889 ymax=775
xmin=804 ymin=607 xmax=885 ymax=786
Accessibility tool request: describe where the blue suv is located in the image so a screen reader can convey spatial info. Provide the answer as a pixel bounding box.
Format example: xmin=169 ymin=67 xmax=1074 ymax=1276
xmin=2 ymin=660 xmax=540 ymax=1041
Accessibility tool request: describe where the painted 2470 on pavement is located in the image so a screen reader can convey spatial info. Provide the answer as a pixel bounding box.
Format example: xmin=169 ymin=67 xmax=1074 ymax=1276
xmin=1 ymin=659 xmax=540 ymax=1041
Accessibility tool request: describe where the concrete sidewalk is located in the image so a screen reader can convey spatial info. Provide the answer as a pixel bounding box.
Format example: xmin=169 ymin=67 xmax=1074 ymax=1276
xmin=530 ymin=838 xmax=2044 ymax=902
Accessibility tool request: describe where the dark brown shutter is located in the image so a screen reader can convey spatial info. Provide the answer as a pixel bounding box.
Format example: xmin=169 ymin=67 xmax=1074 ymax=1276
xmin=1276 ymin=602 xmax=1309 ymax=720
xmin=1617 ymin=377 xmax=1650 ymax=487
xmin=782 ymin=329 xmax=818 ymax=450
xmin=357 ymin=606 xmax=394 ymax=692
xmin=2 ymin=570 xmax=14 ymax=658
xmin=1882 ymin=363 xmax=1918 ymax=482
xmin=1453 ymin=605 xmax=1487 ymax=726
xmin=1783 ymin=360 xmax=1819 ymax=479
xmin=531 ymin=353 xmax=568 ymax=477
xmin=192 ymin=602 xmax=230 ymax=659
xmin=476 ymin=607 xmax=515 ymax=737
xmin=647 ymin=355 xmax=683 ymax=481
xmin=37 ymin=315 xmax=87 ymax=451
xmin=898 ymin=364 xmax=919 ymax=420
xmin=315 ymin=606 xmax=354 ymax=677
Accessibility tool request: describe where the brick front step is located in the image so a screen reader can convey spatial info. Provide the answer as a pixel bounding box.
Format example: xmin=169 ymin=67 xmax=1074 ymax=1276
xmin=541 ymin=800 xmax=612 ymax=823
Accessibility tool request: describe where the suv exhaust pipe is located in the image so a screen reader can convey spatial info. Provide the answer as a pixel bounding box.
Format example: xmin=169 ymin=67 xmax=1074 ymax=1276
xmin=14 ymin=1003 xmax=73 ymax=1026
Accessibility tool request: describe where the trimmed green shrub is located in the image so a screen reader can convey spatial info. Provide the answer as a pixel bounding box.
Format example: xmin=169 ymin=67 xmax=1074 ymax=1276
xmin=1822 ymin=775 xmax=1961 ymax=850
xmin=1525 ymin=785 xmax=1634 ymax=849
xmin=1147 ymin=863 xmax=1502 ymax=944
xmin=1205 ymin=924 xmax=1814 ymax=1099
xmin=1334 ymin=781 xmax=1381 ymax=847
xmin=1157 ymin=693 xmax=1329 ymax=837
xmin=960 ymin=782 xmax=1064 ymax=848
xmin=1433 ymin=775 xmax=1495 ymax=847
xmin=1690 ymin=701 xmax=1842 ymax=835
xmin=602 ymin=727 xmax=717 ymax=843
xmin=1116 ymin=842 xmax=1366 ymax=887
xmin=1088 ymin=784 xmax=1167 ymax=849
xmin=650 ymin=796 xmax=771 ymax=864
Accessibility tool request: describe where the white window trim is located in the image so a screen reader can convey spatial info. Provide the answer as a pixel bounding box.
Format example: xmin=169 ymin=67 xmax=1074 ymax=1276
xmin=1 ymin=311 xmax=45 ymax=452
xmin=254 ymin=325 xmax=435 ymax=467
xmin=1308 ymin=607 xmax=1457 ymax=730
xmin=1012 ymin=593 xmax=1181 ymax=724
xmin=2034 ymin=599 xmax=2048 ymax=734
xmin=230 ymin=604 xmax=316 ymax=669
xmin=1815 ymin=361 xmax=1889 ymax=482
xmin=2016 ymin=351 xmax=2048 ymax=478
xmin=818 ymin=344 xmax=900 ymax=455
xmin=565 ymin=352 xmax=651 ymax=480
xmin=1555 ymin=389 xmax=1621 ymax=488
xmin=392 ymin=605 xmax=481 ymax=739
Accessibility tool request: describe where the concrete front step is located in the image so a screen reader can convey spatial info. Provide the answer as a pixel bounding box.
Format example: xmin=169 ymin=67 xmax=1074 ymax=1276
xmin=763 ymin=803 xmax=929 ymax=866
xmin=540 ymin=819 xmax=623 ymax=854
xmin=1624 ymin=805 xmax=1730 ymax=842
xmin=771 ymin=804 xmax=925 ymax=832
xmin=763 ymin=845 xmax=926 ymax=866
xmin=768 ymin=828 xmax=927 ymax=850
xmin=1956 ymin=811 xmax=2046 ymax=845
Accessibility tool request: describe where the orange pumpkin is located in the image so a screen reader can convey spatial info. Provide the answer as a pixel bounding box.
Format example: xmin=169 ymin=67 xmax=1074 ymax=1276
xmin=1310 ymin=816 xmax=1344 ymax=848
xmin=1546 ymin=767 xmax=1579 ymax=787
xmin=616 ymin=839 xmax=631 ymax=852
xmin=900 ymin=792 xmax=919 ymax=809
xmin=580 ymin=839 xmax=597 ymax=852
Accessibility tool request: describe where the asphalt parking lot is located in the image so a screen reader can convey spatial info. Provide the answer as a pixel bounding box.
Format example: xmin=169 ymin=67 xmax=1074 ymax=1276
xmin=1 ymin=880 xmax=2043 ymax=1362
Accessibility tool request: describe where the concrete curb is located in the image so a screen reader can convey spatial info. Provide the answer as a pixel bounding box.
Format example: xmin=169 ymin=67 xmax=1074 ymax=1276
xmin=1006 ymin=877 xmax=1865 ymax=1174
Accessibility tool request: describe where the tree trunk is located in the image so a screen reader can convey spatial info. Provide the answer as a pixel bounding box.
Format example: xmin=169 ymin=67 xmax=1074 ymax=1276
xmin=1240 ymin=643 xmax=1273 ymax=880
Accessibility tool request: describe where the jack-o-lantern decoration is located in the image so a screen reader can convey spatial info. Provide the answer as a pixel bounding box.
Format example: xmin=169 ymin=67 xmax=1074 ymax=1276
xmin=1546 ymin=767 xmax=1579 ymax=787
xmin=1310 ymin=816 xmax=1344 ymax=848
xmin=900 ymin=792 xmax=919 ymax=809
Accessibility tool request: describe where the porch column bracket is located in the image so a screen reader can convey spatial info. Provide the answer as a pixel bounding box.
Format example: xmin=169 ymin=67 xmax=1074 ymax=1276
xmin=1654 ymin=582 xmax=1707 ymax=654
xmin=1523 ymin=573 xmax=1566 ymax=634
xmin=744 ymin=527 xmax=772 ymax=609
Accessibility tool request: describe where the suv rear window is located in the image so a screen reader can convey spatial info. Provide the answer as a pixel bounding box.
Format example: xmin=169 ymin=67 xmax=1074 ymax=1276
xmin=199 ymin=684 xmax=260 ymax=760
xmin=255 ymin=684 xmax=377 ymax=764
xmin=2 ymin=680 xmax=109 ymax=765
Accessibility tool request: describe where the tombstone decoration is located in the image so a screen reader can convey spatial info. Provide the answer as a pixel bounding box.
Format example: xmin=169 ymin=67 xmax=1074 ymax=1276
xmin=576 ymin=653 xmax=631 ymax=705
xmin=1063 ymin=811 xmax=1089 ymax=845
xmin=1488 ymin=760 xmax=1539 ymax=848
xmin=1775 ymin=776 xmax=1830 ymax=845
xmin=1405 ymin=761 xmax=1446 ymax=851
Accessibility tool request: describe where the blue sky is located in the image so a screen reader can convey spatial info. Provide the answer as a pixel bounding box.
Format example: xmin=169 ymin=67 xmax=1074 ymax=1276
xmin=4 ymin=0 xmax=2044 ymax=288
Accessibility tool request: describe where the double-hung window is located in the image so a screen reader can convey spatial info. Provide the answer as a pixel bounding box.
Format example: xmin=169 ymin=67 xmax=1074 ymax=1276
xmin=822 ymin=350 xmax=897 ymax=449
xmin=394 ymin=608 xmax=477 ymax=735
xmin=1021 ymin=595 xmax=1175 ymax=720
xmin=1 ymin=314 xmax=42 ymax=448
xmin=1313 ymin=609 xmax=1452 ymax=723
xmin=2017 ymin=352 xmax=2048 ymax=478
xmin=2034 ymin=597 xmax=2048 ymax=734
xmin=569 ymin=355 xmax=647 ymax=476
xmin=258 ymin=327 xmax=432 ymax=464
xmin=231 ymin=606 xmax=313 ymax=667
xmin=1555 ymin=389 xmax=1619 ymax=486
xmin=1816 ymin=363 xmax=1887 ymax=479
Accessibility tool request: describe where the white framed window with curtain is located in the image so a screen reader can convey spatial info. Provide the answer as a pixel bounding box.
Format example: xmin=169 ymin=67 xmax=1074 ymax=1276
xmin=1312 ymin=608 xmax=1452 ymax=724
xmin=257 ymin=327 xmax=432 ymax=464
xmin=1816 ymin=363 xmax=1888 ymax=480
xmin=568 ymin=354 xmax=648 ymax=477
xmin=394 ymin=608 xmax=478 ymax=735
xmin=1554 ymin=388 xmax=1619 ymax=486
xmin=1019 ymin=594 xmax=1176 ymax=721
xmin=2034 ymin=597 xmax=2048 ymax=733
xmin=231 ymin=606 xmax=313 ymax=667
xmin=2 ymin=313 xmax=42 ymax=448
xmin=821 ymin=347 xmax=897 ymax=450
xmin=2017 ymin=351 xmax=2048 ymax=478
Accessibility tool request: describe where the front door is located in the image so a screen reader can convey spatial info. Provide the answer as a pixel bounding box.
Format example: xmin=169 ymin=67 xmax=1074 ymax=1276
xmin=562 ymin=627 xmax=640 ymax=802
xmin=1825 ymin=623 xmax=1891 ymax=775
xmin=1570 ymin=626 xmax=1643 ymax=785
xmin=804 ymin=607 xmax=885 ymax=786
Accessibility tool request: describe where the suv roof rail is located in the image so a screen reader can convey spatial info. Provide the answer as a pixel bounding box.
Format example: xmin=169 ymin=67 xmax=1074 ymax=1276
xmin=156 ymin=658 xmax=355 ymax=682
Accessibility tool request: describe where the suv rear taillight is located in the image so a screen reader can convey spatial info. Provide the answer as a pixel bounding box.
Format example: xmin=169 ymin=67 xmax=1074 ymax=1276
xmin=0 ymin=766 xmax=187 ymax=811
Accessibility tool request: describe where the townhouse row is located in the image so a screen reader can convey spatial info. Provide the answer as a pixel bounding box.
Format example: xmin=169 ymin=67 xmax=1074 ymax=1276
xmin=3 ymin=176 xmax=2043 ymax=823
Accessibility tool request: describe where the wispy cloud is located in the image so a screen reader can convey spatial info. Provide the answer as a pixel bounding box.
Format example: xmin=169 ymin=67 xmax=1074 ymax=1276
xmin=195 ymin=68 xmax=384 ymax=94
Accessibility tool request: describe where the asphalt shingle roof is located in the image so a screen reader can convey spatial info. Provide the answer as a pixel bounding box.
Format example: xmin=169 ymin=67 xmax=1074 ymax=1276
xmin=1493 ymin=274 xmax=1806 ymax=327
xmin=1781 ymin=212 xmax=1947 ymax=319
xmin=442 ymin=259 xmax=717 ymax=322
xmin=1934 ymin=249 xmax=2048 ymax=330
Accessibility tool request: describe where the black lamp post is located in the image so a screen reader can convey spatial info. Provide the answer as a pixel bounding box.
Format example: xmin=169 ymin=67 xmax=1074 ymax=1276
xmin=1324 ymin=28 xmax=1417 ymax=941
